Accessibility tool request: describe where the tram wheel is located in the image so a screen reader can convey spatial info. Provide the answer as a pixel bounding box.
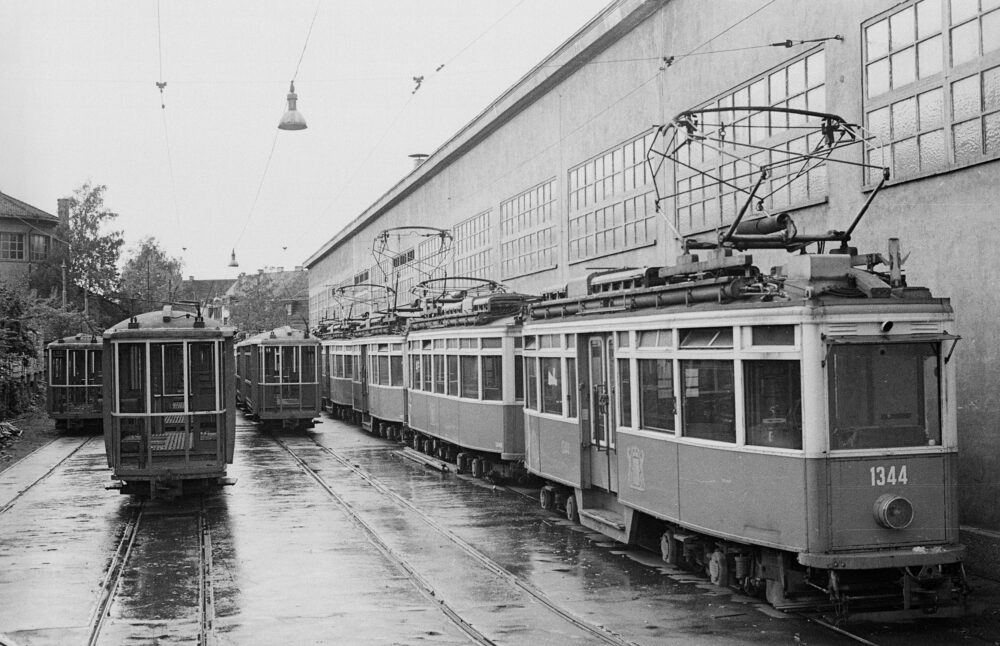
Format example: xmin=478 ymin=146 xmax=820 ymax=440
xmin=565 ymin=492 xmax=579 ymax=523
xmin=660 ymin=530 xmax=680 ymax=566
xmin=470 ymin=457 xmax=484 ymax=478
xmin=540 ymin=487 xmax=554 ymax=510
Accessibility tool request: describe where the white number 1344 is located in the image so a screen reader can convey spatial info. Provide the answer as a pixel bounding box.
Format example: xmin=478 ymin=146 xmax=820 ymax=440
xmin=870 ymin=465 xmax=908 ymax=486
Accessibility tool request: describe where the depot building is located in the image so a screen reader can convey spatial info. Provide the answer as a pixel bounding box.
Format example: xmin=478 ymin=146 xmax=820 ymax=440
xmin=305 ymin=0 xmax=1000 ymax=564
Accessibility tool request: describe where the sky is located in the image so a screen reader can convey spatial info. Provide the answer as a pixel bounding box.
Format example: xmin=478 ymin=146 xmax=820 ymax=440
xmin=0 ymin=0 xmax=609 ymax=281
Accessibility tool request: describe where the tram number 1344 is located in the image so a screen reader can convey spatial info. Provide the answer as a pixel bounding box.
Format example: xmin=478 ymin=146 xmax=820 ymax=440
xmin=871 ymin=465 xmax=908 ymax=487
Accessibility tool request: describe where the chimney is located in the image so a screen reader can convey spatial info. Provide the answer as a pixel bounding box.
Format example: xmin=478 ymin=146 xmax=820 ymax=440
xmin=409 ymin=153 xmax=429 ymax=169
xmin=294 ymin=265 xmax=303 ymax=272
xmin=189 ymin=275 xmax=194 ymax=281
xmin=57 ymin=198 xmax=71 ymax=228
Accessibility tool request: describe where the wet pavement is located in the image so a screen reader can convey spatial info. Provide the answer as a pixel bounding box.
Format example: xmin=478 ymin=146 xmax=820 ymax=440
xmin=0 ymin=413 xmax=998 ymax=645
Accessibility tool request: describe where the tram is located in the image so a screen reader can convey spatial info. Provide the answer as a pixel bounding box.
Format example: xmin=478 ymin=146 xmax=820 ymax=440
xmin=46 ymin=333 xmax=103 ymax=431
xmin=235 ymin=326 xmax=320 ymax=429
xmin=102 ymin=305 xmax=236 ymax=498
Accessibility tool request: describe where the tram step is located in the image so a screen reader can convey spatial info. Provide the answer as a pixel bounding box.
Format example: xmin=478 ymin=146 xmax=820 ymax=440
xmin=578 ymin=507 xmax=626 ymax=531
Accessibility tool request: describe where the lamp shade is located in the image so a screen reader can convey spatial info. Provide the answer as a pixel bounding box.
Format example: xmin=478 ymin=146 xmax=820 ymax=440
xmin=278 ymin=81 xmax=307 ymax=131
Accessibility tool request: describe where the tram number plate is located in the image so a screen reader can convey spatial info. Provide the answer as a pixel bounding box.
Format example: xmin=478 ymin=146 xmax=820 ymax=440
xmin=870 ymin=465 xmax=908 ymax=487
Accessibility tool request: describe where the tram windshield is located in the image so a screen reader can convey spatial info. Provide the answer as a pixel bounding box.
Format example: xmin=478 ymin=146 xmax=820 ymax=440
xmin=828 ymin=342 xmax=941 ymax=449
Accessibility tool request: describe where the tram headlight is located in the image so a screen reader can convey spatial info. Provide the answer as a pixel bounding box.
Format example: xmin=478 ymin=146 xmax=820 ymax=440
xmin=873 ymin=493 xmax=914 ymax=529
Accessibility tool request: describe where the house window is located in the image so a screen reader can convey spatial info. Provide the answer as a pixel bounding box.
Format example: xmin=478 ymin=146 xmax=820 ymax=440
xmin=0 ymin=232 xmax=25 ymax=260
xmin=676 ymin=49 xmax=828 ymax=233
xmin=500 ymin=179 xmax=558 ymax=278
xmin=568 ymin=131 xmax=657 ymax=262
xmin=864 ymin=0 xmax=1000 ymax=181
xmin=29 ymin=234 xmax=50 ymax=261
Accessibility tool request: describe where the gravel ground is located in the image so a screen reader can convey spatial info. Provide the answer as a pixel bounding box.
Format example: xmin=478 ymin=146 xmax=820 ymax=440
xmin=0 ymin=401 xmax=63 ymax=474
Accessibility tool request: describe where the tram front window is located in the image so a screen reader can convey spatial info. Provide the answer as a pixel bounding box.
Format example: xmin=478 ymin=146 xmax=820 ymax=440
xmin=117 ymin=343 xmax=146 ymax=413
xmin=828 ymin=342 xmax=941 ymax=449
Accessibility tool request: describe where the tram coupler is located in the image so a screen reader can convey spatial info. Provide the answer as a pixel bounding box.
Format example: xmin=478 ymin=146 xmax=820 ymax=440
xmin=219 ymin=476 xmax=238 ymax=487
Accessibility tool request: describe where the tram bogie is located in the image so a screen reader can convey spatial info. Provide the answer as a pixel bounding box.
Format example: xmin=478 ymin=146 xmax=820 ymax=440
xmin=102 ymin=306 xmax=236 ymax=498
xmin=235 ymin=326 xmax=320 ymax=430
xmin=46 ymin=333 xmax=103 ymax=431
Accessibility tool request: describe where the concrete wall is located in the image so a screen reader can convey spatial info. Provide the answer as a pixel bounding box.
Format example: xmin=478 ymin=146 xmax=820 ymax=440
xmin=306 ymin=0 xmax=1000 ymax=537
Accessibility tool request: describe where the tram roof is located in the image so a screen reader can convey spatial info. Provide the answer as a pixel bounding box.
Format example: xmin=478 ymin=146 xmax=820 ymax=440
xmin=104 ymin=308 xmax=233 ymax=339
xmin=236 ymin=325 xmax=318 ymax=347
xmin=46 ymin=333 xmax=102 ymax=349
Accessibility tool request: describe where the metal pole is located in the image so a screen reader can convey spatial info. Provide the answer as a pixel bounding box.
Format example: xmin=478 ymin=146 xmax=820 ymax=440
xmin=61 ymin=259 xmax=67 ymax=310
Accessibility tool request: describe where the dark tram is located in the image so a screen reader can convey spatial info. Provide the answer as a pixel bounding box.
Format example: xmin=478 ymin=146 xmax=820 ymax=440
xmin=46 ymin=333 xmax=103 ymax=431
xmin=102 ymin=305 xmax=236 ymax=498
xmin=235 ymin=326 xmax=320 ymax=429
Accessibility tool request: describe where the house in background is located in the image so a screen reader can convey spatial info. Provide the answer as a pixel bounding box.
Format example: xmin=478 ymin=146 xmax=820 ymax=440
xmin=0 ymin=191 xmax=60 ymax=286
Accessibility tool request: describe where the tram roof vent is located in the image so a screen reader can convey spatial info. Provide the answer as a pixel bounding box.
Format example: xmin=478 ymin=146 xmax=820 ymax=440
xmin=162 ymin=305 xmax=172 ymax=322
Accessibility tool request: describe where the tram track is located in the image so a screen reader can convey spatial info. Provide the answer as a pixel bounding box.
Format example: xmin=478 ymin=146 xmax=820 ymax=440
xmin=85 ymin=496 xmax=217 ymax=646
xmin=86 ymin=502 xmax=143 ymax=646
xmin=271 ymin=431 xmax=639 ymax=646
xmin=0 ymin=435 xmax=94 ymax=515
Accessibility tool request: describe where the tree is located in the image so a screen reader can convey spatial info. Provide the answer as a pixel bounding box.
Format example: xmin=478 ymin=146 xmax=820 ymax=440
xmin=120 ymin=236 xmax=184 ymax=310
xmin=0 ymin=285 xmax=39 ymax=419
xmin=227 ymin=272 xmax=287 ymax=333
xmin=65 ymin=182 xmax=124 ymax=298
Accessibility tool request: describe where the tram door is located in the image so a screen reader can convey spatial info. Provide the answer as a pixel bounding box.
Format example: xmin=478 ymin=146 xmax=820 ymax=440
xmin=585 ymin=334 xmax=618 ymax=493
xmin=352 ymin=345 xmax=368 ymax=414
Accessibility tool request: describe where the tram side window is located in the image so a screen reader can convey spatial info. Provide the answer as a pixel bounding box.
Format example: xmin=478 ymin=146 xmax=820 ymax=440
xmin=264 ymin=347 xmax=280 ymax=383
xmin=639 ymin=358 xmax=674 ymax=433
xmin=447 ymin=355 xmax=459 ymax=396
xmin=828 ymin=343 xmax=941 ymax=449
xmin=566 ymin=357 xmax=577 ymax=417
xmin=281 ymin=346 xmax=298 ymax=383
xmin=410 ymin=355 xmax=421 ymax=390
xmin=91 ymin=350 xmax=102 ymax=383
xmin=151 ymin=343 xmax=185 ymax=412
xmin=344 ymin=354 xmax=354 ymax=380
xmin=618 ymin=359 xmax=632 ymax=427
xmin=68 ymin=350 xmax=85 ymax=385
xmin=189 ymin=342 xmax=217 ymax=411
xmin=745 ymin=361 xmax=801 ymax=449
xmin=515 ymin=355 xmax=524 ymax=401
xmin=681 ymin=360 xmax=735 ymax=443
xmin=460 ymin=355 xmax=478 ymax=398
xmin=422 ymin=355 xmax=433 ymax=391
xmin=51 ymin=350 xmax=67 ymax=385
xmin=482 ymin=356 xmax=502 ymax=401
xmin=433 ymin=355 xmax=445 ymax=393
xmin=390 ymin=355 xmax=403 ymax=387
xmin=540 ymin=357 xmax=561 ymax=414
xmin=302 ymin=347 xmax=316 ymax=382
xmin=378 ymin=355 xmax=390 ymax=386
xmin=117 ymin=343 xmax=146 ymax=413
xmin=525 ymin=358 xmax=538 ymax=410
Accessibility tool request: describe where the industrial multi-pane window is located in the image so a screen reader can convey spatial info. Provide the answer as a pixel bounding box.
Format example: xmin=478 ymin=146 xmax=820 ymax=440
xmin=676 ymin=49 xmax=827 ymax=233
xmin=500 ymin=179 xmax=557 ymax=279
xmin=568 ymin=132 xmax=657 ymax=263
xmin=864 ymin=0 xmax=1000 ymax=181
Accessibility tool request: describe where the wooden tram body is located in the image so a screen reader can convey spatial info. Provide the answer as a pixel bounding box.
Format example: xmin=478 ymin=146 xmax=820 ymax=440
xmin=235 ymin=326 xmax=320 ymax=429
xmin=46 ymin=333 xmax=103 ymax=430
xmin=102 ymin=307 xmax=236 ymax=498
xmin=523 ymin=252 xmax=965 ymax=619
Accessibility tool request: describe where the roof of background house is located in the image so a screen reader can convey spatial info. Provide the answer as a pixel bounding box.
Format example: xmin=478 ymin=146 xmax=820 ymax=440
xmin=178 ymin=279 xmax=236 ymax=303
xmin=0 ymin=191 xmax=59 ymax=223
